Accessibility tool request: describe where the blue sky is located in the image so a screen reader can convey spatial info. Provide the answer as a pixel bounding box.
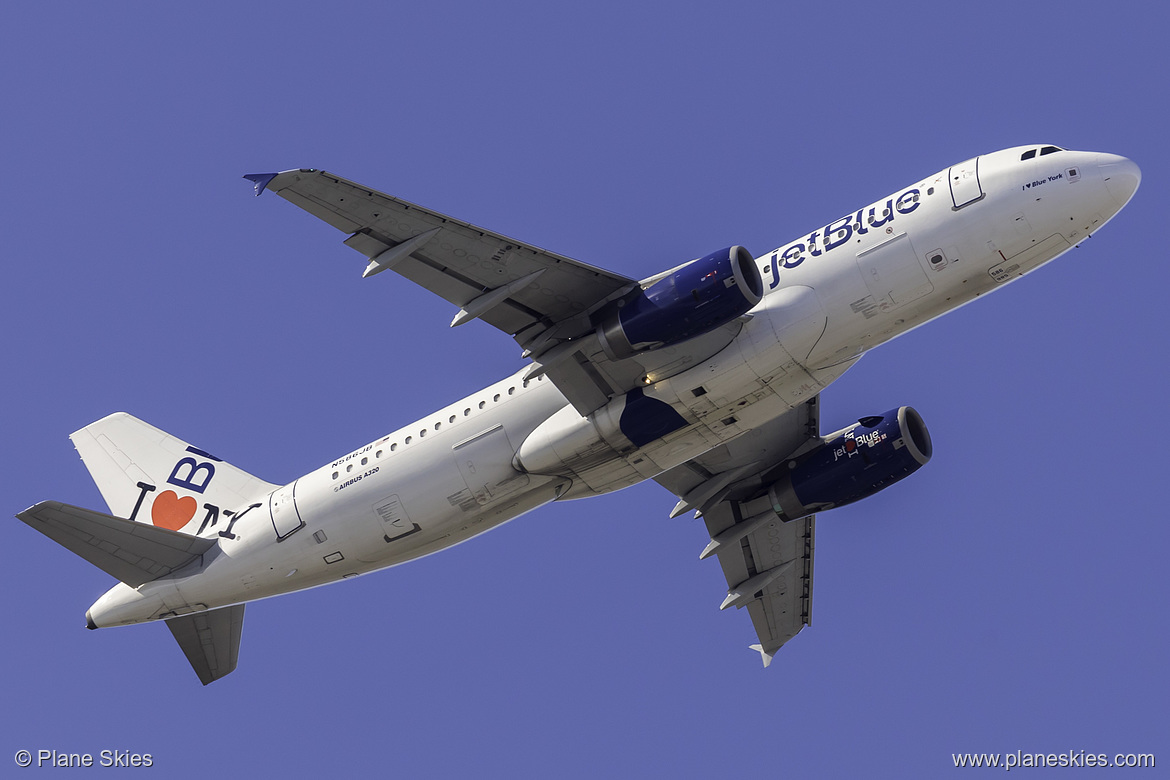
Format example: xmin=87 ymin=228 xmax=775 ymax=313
xmin=2 ymin=2 xmax=1165 ymax=777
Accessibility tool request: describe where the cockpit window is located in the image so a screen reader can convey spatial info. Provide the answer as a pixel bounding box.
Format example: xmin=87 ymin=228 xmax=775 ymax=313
xmin=1040 ymin=145 xmax=1063 ymax=156
xmin=1021 ymin=149 xmax=1037 ymax=160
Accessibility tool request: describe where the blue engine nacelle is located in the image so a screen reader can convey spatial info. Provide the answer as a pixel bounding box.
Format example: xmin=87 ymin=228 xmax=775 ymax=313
xmin=596 ymin=246 xmax=763 ymax=360
xmin=767 ymin=407 xmax=933 ymax=520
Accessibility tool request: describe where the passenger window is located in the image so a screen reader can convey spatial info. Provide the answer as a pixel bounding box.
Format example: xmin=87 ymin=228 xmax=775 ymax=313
xmin=1021 ymin=149 xmax=1037 ymax=160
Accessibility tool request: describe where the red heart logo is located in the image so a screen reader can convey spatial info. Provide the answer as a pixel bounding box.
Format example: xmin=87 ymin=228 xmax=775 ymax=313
xmin=151 ymin=490 xmax=197 ymax=531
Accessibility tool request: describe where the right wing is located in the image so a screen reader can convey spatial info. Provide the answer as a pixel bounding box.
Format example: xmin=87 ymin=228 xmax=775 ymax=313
xmin=654 ymin=397 xmax=820 ymax=666
xmin=248 ymin=169 xmax=746 ymax=415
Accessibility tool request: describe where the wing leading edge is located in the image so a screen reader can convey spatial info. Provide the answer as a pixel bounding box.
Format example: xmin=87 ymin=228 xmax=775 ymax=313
xmin=654 ymin=397 xmax=820 ymax=665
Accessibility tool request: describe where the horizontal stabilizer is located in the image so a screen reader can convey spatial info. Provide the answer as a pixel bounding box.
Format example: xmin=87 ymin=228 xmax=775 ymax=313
xmin=16 ymin=501 xmax=214 ymax=587
xmin=166 ymin=604 xmax=244 ymax=686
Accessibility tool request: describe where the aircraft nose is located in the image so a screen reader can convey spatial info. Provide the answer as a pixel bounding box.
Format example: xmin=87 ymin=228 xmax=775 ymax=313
xmin=1097 ymin=153 xmax=1141 ymax=208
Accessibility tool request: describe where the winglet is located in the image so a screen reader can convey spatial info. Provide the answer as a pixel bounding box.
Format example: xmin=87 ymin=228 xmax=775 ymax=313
xmin=749 ymin=643 xmax=775 ymax=668
xmin=243 ymin=172 xmax=279 ymax=196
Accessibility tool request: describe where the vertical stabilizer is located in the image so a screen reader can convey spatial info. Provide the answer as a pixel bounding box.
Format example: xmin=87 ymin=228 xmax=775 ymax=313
xmin=70 ymin=413 xmax=278 ymax=537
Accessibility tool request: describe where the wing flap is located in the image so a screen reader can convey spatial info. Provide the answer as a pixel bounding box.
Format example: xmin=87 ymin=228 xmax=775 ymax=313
xmin=542 ymin=351 xmax=614 ymax=413
xmin=16 ymin=501 xmax=214 ymax=587
xmin=166 ymin=604 xmax=244 ymax=686
xmin=653 ymin=398 xmax=820 ymax=664
xmin=739 ymin=516 xmax=815 ymax=657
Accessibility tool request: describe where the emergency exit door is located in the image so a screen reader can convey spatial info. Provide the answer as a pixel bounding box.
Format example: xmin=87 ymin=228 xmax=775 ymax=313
xmin=949 ymin=157 xmax=984 ymax=209
xmin=269 ymin=481 xmax=304 ymax=540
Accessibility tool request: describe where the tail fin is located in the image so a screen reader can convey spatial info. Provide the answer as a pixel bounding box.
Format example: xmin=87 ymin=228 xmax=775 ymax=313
xmin=70 ymin=413 xmax=278 ymax=536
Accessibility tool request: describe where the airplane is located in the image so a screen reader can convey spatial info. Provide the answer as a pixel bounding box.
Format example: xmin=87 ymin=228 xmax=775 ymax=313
xmin=17 ymin=145 xmax=1140 ymax=684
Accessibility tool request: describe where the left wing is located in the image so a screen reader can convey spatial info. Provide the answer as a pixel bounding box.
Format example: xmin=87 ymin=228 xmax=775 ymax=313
xmin=248 ymin=169 xmax=746 ymax=415
xmin=654 ymin=397 xmax=820 ymax=666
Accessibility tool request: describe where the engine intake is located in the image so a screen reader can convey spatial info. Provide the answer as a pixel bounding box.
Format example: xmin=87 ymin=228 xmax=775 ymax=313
xmin=597 ymin=246 xmax=762 ymax=360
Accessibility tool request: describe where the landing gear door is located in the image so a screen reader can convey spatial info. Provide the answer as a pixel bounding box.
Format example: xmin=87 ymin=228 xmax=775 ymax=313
xmin=949 ymin=157 xmax=984 ymax=209
xmin=269 ymin=482 xmax=304 ymax=540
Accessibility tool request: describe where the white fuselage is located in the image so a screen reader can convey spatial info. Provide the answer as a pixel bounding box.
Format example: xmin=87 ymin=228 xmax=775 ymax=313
xmin=88 ymin=146 xmax=1139 ymax=627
